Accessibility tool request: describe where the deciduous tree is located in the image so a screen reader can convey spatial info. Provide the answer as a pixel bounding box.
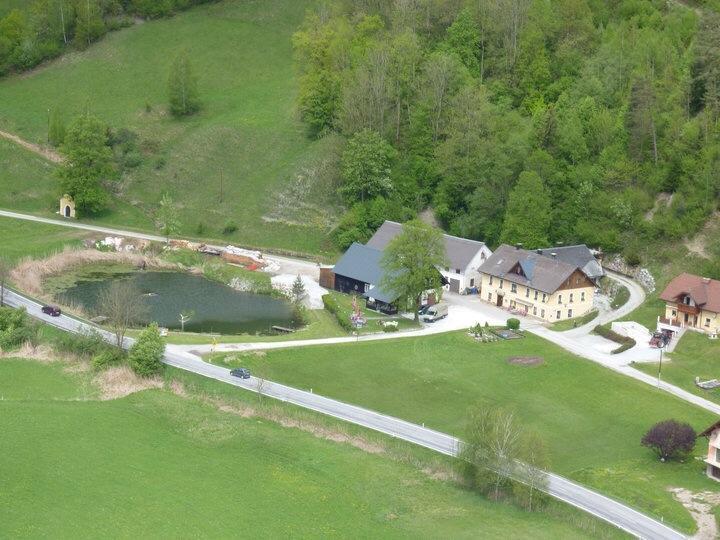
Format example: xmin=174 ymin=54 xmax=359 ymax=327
xmin=500 ymin=171 xmax=552 ymax=248
xmin=641 ymin=420 xmax=696 ymax=461
xmin=340 ymin=129 xmax=396 ymax=203
xmin=168 ymin=51 xmax=200 ymax=117
xmin=128 ymin=322 xmax=165 ymax=377
xmin=380 ymin=219 xmax=445 ymax=321
xmin=98 ymin=280 xmax=147 ymax=349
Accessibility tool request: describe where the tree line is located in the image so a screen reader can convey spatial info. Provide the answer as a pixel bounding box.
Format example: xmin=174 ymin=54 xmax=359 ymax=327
xmin=0 ymin=0 xmax=218 ymax=77
xmin=294 ymin=0 xmax=720 ymax=274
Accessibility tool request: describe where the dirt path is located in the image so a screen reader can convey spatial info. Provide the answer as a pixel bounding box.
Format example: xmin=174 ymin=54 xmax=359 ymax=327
xmin=0 ymin=129 xmax=63 ymax=163
xmin=669 ymin=487 xmax=720 ymax=539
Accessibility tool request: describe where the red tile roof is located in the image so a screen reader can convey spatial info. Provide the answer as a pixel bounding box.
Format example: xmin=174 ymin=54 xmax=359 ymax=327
xmin=659 ymin=273 xmax=720 ymax=313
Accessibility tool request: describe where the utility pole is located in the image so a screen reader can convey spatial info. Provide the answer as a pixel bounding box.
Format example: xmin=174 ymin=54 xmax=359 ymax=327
xmin=656 ymin=347 xmax=664 ymax=388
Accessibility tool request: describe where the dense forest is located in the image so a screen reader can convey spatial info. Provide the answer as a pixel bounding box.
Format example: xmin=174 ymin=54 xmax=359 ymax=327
xmin=0 ymin=0 xmax=219 ymax=75
xmin=294 ymin=0 xmax=720 ymax=273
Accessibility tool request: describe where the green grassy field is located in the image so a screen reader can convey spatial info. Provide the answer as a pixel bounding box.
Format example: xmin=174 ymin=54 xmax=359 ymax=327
xmin=634 ymin=331 xmax=720 ymax=405
xmin=0 ymin=215 xmax=87 ymax=262
xmin=0 ymin=358 xmax=622 ymax=539
xmin=215 ymin=331 xmax=718 ymax=533
xmin=0 ymin=0 xmax=337 ymax=256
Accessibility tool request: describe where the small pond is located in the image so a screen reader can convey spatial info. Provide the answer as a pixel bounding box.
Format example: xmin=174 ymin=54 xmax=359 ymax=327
xmin=57 ymin=271 xmax=300 ymax=335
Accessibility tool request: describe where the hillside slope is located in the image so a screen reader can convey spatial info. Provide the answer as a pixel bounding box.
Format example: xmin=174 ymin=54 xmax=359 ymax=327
xmin=0 ymin=0 xmax=338 ymax=255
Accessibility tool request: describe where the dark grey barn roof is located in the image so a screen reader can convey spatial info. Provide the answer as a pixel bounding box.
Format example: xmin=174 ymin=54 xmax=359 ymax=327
xmin=535 ymin=245 xmax=604 ymax=280
xmin=479 ymin=244 xmax=588 ymax=294
xmin=366 ymin=221 xmax=487 ymax=271
xmin=332 ymin=242 xmax=385 ymax=286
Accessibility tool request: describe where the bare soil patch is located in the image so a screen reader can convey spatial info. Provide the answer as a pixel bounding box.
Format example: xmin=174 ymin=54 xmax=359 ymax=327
xmin=507 ymin=356 xmax=544 ymax=366
xmin=668 ymin=487 xmax=720 ymax=539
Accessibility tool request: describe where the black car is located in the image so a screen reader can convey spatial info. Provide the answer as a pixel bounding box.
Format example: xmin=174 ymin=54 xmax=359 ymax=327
xmin=418 ymin=304 xmax=431 ymax=316
xmin=230 ymin=368 xmax=251 ymax=379
xmin=41 ymin=305 xmax=62 ymax=317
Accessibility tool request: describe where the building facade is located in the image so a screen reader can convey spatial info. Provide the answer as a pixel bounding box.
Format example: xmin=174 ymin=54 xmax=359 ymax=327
xmin=478 ymin=245 xmax=596 ymax=323
xmin=700 ymin=421 xmax=720 ymax=482
xmin=658 ymin=273 xmax=720 ymax=336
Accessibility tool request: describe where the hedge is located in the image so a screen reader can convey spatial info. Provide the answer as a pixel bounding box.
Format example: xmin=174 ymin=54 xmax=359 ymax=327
xmin=322 ymin=294 xmax=353 ymax=332
xmin=593 ymin=325 xmax=636 ymax=354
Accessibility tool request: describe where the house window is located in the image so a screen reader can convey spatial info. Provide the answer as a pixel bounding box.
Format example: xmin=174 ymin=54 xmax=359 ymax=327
xmin=470 ymin=278 xmax=475 ymax=287
xmin=525 ymin=287 xmax=529 ymax=298
xmin=364 ymin=283 xmax=370 ymax=293
xmin=542 ymin=293 xmax=547 ymax=303
xmin=684 ymin=296 xmax=691 ymax=305
xmin=500 ymin=279 xmax=504 ymax=289
xmin=489 ymin=276 xmax=493 ymax=286
xmin=671 ymin=309 xmax=677 ymax=317
xmin=541 ymin=309 xmax=545 ymax=318
xmin=706 ymin=318 xmax=711 ymax=327
xmin=556 ymin=310 xmax=561 ymax=319
xmin=534 ymin=290 xmax=538 ymax=300
xmin=455 ymin=268 xmax=461 ymax=274
xmin=569 ymin=293 xmax=574 ymax=303
xmin=533 ymin=307 xmax=537 ymax=315
xmin=716 ymin=447 xmax=720 ymax=462
xmin=488 ymin=292 xmax=492 ymax=302
xmin=511 ymin=283 xmax=517 ymax=293
xmin=568 ymin=309 xmax=573 ymax=318
xmin=558 ymin=294 xmax=562 ymax=304
xmin=581 ymin=291 xmax=585 ymax=302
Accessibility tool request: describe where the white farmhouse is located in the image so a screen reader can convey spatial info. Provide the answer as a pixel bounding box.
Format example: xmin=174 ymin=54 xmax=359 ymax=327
xmin=366 ymin=221 xmax=492 ymax=294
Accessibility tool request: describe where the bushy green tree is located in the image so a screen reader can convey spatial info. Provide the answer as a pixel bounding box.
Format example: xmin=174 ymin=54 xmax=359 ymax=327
xmin=57 ymin=113 xmax=114 ymax=214
xmin=128 ymin=323 xmax=165 ymax=377
xmin=380 ymin=220 xmax=446 ymax=321
xmin=443 ymin=9 xmax=481 ymax=76
xmin=0 ymin=307 xmax=36 ymax=351
xmin=500 ymin=171 xmax=552 ymax=248
xmin=168 ymin=51 xmax=200 ymax=117
xmin=340 ymin=129 xmax=396 ymax=203
xmin=48 ymin=108 xmax=66 ymax=147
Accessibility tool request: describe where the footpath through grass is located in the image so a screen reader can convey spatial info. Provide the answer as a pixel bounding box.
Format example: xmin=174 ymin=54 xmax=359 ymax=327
xmin=0 ymin=358 xmax=621 ymax=539
xmin=0 ymin=0 xmax=336 ymax=256
xmin=219 ymin=331 xmax=718 ymax=533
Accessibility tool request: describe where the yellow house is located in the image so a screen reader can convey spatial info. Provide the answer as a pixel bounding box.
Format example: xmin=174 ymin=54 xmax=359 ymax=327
xmin=700 ymin=420 xmax=720 ymax=482
xmin=658 ymin=273 xmax=720 ymax=336
xmin=478 ymin=244 xmax=596 ymax=323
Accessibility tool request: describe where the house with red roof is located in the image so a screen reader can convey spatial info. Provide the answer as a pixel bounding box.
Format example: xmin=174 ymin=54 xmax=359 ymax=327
xmin=658 ymin=273 xmax=720 ymax=336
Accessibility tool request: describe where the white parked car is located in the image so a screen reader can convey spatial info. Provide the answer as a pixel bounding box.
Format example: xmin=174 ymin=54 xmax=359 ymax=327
xmin=422 ymin=303 xmax=448 ymax=322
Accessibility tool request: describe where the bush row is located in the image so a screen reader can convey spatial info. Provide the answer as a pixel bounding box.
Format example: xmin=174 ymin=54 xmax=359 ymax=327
xmin=593 ymin=325 xmax=636 ymax=354
xmin=322 ymin=294 xmax=352 ymax=333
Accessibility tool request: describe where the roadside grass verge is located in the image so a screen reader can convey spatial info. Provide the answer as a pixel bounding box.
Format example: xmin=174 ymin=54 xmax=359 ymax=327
xmin=611 ymin=285 xmax=631 ymax=310
xmin=0 ymin=355 xmax=623 ymax=539
xmin=218 ymin=330 xmax=718 ymax=533
xmin=0 ymin=216 xmax=88 ymax=263
xmin=549 ymin=309 xmax=598 ymax=331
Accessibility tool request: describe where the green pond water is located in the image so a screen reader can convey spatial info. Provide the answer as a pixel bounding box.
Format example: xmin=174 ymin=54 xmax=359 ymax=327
xmin=57 ymin=271 xmax=300 ymax=335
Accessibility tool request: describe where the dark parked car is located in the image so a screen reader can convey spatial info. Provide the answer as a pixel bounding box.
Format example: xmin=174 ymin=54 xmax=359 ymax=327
xmin=230 ymin=368 xmax=251 ymax=379
xmin=41 ymin=305 xmax=62 ymax=317
xmin=418 ymin=304 xmax=431 ymax=316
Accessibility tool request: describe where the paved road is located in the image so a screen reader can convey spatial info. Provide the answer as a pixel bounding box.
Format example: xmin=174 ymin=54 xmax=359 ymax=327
xmin=3 ymin=287 xmax=685 ymax=539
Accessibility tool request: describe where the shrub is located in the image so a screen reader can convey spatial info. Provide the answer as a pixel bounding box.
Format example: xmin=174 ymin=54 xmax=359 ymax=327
xmin=322 ymin=294 xmax=352 ymax=332
xmin=641 ymin=420 xmax=696 ymax=461
xmin=128 ymin=323 xmax=165 ymax=377
xmin=51 ymin=328 xmax=108 ymax=359
xmin=222 ymin=221 xmax=238 ymax=235
xmin=593 ymin=325 xmax=636 ymax=354
xmin=0 ymin=307 xmax=37 ymax=351
xmin=506 ymin=318 xmax=520 ymax=330
xmin=92 ymin=348 xmax=126 ymax=370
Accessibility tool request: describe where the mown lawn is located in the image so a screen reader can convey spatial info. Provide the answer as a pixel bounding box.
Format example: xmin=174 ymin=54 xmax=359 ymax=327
xmin=0 ymin=0 xmax=337 ymax=256
xmin=220 ymin=331 xmax=718 ymax=533
xmin=634 ymin=331 xmax=720 ymax=405
xmin=0 ymin=215 xmax=87 ymax=262
xmin=0 ymin=358 xmax=619 ymax=539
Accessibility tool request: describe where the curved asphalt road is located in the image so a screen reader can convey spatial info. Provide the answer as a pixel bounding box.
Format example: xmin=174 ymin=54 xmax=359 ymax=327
xmin=3 ymin=287 xmax=685 ymax=539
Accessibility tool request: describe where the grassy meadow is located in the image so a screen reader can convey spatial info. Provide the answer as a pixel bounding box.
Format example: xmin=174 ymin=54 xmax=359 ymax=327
xmin=213 ymin=331 xmax=719 ymax=533
xmin=0 ymin=215 xmax=88 ymax=262
xmin=0 ymin=0 xmax=338 ymax=256
xmin=0 ymin=358 xmax=623 ymax=539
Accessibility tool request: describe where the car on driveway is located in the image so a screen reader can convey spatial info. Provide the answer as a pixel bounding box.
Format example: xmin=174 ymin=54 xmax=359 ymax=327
xmin=230 ymin=368 xmax=251 ymax=379
xmin=422 ymin=303 xmax=448 ymax=322
xmin=41 ymin=305 xmax=62 ymax=317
